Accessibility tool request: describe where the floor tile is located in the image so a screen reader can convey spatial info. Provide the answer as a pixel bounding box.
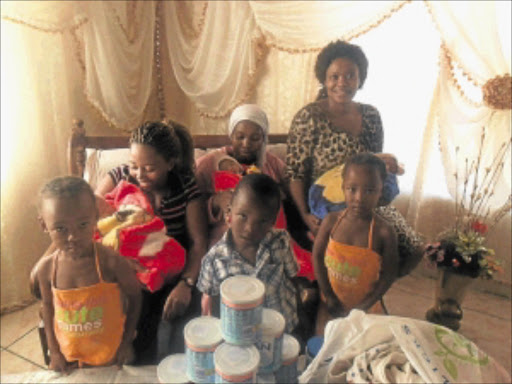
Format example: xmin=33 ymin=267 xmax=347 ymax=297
xmin=385 ymin=283 xmax=434 ymax=320
xmin=0 ymin=349 xmax=43 ymax=376
xmin=8 ymin=328 xmax=47 ymax=368
xmin=0 ymin=303 xmax=40 ymax=348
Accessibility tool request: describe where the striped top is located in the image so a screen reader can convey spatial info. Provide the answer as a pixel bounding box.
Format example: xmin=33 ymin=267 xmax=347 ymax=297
xmin=108 ymin=165 xmax=201 ymax=247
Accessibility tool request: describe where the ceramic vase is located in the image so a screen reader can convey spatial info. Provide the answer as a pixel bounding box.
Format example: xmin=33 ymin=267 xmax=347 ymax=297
xmin=425 ymin=268 xmax=474 ymax=331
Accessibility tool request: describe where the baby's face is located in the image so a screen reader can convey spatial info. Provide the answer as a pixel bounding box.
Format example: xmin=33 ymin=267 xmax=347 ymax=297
xmin=39 ymin=191 xmax=97 ymax=259
xmin=218 ymin=158 xmax=243 ymax=174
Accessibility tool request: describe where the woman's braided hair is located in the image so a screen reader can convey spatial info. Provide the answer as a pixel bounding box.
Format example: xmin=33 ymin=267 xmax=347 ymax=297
xmin=130 ymin=120 xmax=195 ymax=174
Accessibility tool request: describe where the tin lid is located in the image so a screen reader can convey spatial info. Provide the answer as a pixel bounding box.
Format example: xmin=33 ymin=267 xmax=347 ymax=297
xmin=282 ymin=334 xmax=300 ymax=362
xmin=214 ymin=342 xmax=260 ymax=378
xmin=260 ymin=308 xmax=285 ymax=337
xmin=157 ymin=353 xmax=189 ymax=384
xmin=220 ymin=275 xmax=265 ymax=305
xmin=184 ymin=316 xmax=223 ymax=350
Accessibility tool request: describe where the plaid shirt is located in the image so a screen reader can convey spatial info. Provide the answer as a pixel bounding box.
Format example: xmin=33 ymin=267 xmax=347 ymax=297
xmin=197 ymin=228 xmax=299 ymax=332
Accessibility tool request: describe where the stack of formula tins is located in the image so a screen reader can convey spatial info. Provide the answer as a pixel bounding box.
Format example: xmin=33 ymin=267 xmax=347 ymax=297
xmin=157 ymin=275 xmax=301 ymax=384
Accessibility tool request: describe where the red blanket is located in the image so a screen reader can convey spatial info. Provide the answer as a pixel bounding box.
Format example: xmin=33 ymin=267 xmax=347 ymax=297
xmin=96 ymin=181 xmax=186 ymax=292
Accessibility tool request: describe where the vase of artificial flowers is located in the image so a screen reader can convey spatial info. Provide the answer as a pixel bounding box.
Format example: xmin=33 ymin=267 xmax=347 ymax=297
xmin=424 ymin=127 xmax=510 ymax=331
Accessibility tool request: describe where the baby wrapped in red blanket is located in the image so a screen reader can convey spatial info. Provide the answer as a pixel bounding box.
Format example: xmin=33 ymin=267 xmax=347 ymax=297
xmin=96 ymin=181 xmax=186 ymax=292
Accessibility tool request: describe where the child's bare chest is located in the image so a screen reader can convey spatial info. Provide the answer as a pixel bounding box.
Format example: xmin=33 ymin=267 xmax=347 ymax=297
xmin=333 ymin=220 xmax=370 ymax=248
xmin=54 ymin=257 xmax=102 ymax=290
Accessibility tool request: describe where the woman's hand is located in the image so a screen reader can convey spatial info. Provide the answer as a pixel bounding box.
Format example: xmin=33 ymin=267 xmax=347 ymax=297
xmin=95 ymin=194 xmax=115 ymax=218
xmin=162 ymin=281 xmax=191 ymax=321
xmin=303 ymin=213 xmax=321 ymax=236
xmin=375 ymin=153 xmax=404 ymax=175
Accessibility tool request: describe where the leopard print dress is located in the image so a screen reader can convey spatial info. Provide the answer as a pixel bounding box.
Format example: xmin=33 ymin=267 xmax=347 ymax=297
xmin=286 ymin=101 xmax=422 ymax=275
xmin=286 ymin=101 xmax=383 ymax=188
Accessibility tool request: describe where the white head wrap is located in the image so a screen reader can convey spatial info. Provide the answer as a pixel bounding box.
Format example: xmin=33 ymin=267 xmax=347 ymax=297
xmin=228 ymin=104 xmax=269 ymax=168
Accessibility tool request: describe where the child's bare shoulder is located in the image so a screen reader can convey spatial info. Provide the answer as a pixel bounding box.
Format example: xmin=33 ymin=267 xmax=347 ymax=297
xmin=96 ymin=244 xmax=129 ymax=277
xmin=32 ymin=253 xmax=54 ymax=283
xmin=323 ymin=212 xmax=340 ymax=227
xmin=30 ymin=252 xmax=55 ymax=300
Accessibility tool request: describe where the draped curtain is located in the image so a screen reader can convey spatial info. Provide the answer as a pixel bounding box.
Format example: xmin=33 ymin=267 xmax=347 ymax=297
xmin=1 ymin=0 xmax=510 ymax=310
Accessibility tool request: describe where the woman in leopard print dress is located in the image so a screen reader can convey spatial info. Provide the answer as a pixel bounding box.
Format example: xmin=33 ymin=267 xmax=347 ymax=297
xmin=286 ymin=40 xmax=422 ymax=277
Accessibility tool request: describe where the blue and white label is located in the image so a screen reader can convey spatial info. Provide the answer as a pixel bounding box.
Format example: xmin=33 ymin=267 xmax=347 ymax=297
xmin=221 ymin=301 xmax=262 ymax=345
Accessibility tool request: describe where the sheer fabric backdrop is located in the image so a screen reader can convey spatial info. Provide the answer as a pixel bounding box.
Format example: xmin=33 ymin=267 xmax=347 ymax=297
xmin=1 ymin=1 xmax=510 ymax=310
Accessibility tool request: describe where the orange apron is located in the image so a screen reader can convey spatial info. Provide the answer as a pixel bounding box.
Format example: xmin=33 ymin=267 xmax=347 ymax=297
xmin=324 ymin=211 xmax=383 ymax=313
xmin=52 ymin=245 xmax=126 ymax=366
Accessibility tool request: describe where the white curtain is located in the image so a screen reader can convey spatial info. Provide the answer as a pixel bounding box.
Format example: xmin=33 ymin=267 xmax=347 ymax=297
xmin=249 ymin=0 xmax=407 ymax=50
xmin=77 ymin=1 xmax=156 ymax=131
xmin=424 ymin=1 xmax=511 ymax=208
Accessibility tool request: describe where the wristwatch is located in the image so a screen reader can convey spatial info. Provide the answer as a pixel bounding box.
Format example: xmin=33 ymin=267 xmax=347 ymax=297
xmin=180 ymin=276 xmax=195 ymax=289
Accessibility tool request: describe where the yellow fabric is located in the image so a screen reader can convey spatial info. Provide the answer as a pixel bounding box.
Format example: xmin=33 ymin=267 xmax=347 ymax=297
xmin=97 ymin=205 xmax=152 ymax=250
xmin=314 ymin=164 xmax=345 ymax=203
xmin=52 ymin=246 xmax=126 ymax=366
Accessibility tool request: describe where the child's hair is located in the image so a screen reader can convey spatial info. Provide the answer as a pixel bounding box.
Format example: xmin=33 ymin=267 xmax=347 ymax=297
xmin=232 ymin=173 xmax=281 ymax=215
xmin=342 ymin=152 xmax=387 ymax=183
xmin=130 ymin=120 xmax=195 ymax=174
xmin=38 ymin=176 xmax=96 ymax=210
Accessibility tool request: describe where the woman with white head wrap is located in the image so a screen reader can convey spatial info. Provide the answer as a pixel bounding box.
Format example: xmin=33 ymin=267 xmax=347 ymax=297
xmin=227 ymin=104 xmax=269 ymax=169
xmin=195 ymin=104 xmax=287 ymax=247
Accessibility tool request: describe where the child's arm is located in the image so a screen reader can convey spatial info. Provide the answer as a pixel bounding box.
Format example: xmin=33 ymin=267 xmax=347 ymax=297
xmin=201 ymin=293 xmax=213 ymax=316
xmin=35 ymin=256 xmax=71 ymax=374
xmin=357 ymin=220 xmax=399 ymax=311
xmin=106 ymin=248 xmax=142 ymax=367
xmin=312 ymin=212 xmax=346 ymax=317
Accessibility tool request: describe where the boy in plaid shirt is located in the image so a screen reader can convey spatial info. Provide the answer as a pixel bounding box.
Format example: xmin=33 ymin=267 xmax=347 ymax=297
xmin=197 ymin=174 xmax=299 ymax=333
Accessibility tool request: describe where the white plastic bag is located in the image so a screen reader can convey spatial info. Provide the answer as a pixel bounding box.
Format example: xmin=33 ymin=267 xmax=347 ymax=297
xmin=299 ymin=310 xmax=510 ymax=384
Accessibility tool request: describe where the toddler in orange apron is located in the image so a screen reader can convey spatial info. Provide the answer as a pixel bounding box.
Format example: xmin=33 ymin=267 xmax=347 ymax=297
xmin=312 ymin=153 xmax=399 ymax=335
xmin=31 ymin=176 xmax=141 ymax=373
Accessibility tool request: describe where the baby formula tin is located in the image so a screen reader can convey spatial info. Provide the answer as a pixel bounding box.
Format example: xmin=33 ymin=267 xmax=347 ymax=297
xmin=255 ymin=308 xmax=285 ymax=374
xmin=214 ymin=342 xmax=260 ymax=383
xmin=184 ymin=316 xmax=223 ymax=383
xmin=220 ymin=275 xmax=265 ymax=345
xmin=157 ymin=353 xmax=189 ymax=384
xmin=275 ymin=334 xmax=300 ymax=384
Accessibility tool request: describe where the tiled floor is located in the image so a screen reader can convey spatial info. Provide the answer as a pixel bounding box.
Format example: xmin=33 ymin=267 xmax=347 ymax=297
xmin=1 ymin=273 xmax=510 ymax=377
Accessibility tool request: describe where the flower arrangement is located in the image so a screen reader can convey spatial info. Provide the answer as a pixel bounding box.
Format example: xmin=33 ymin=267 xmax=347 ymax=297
xmin=424 ymin=127 xmax=511 ymax=279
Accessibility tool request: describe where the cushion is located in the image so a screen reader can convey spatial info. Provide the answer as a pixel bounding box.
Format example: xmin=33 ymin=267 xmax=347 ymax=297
xmin=267 ymin=143 xmax=287 ymax=162
xmin=84 ymin=148 xmax=130 ymax=191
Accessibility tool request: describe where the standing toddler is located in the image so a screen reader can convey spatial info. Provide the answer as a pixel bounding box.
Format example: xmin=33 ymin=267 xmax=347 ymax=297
xmin=32 ymin=176 xmax=141 ymax=372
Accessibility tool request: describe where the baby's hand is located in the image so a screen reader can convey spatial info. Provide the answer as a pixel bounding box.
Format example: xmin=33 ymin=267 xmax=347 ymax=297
xmin=49 ymin=351 xmax=71 ymax=374
xmin=115 ymin=341 xmax=135 ymax=368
